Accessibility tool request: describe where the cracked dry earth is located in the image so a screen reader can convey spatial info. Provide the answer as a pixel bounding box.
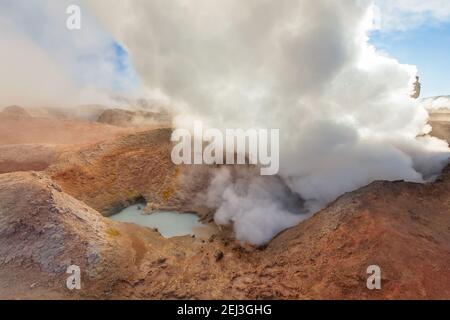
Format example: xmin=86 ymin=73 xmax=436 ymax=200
xmin=0 ymin=116 xmax=450 ymax=299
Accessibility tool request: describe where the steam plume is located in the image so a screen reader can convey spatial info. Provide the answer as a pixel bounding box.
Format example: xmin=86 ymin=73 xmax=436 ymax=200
xmin=86 ymin=0 xmax=449 ymax=244
xmin=0 ymin=0 xmax=138 ymax=108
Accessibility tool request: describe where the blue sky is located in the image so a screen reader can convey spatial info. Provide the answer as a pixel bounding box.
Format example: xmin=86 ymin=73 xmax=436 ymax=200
xmin=110 ymin=42 xmax=140 ymax=91
xmin=370 ymin=22 xmax=450 ymax=97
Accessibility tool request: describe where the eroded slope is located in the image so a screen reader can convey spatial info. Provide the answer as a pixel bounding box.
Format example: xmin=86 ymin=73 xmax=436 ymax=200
xmin=1 ymin=166 xmax=449 ymax=299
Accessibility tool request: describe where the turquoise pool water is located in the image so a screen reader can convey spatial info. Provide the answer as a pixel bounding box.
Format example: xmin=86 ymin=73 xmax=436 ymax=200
xmin=111 ymin=204 xmax=211 ymax=238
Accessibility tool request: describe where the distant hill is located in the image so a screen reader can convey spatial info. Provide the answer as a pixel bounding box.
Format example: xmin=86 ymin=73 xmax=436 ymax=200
xmin=421 ymin=95 xmax=450 ymax=111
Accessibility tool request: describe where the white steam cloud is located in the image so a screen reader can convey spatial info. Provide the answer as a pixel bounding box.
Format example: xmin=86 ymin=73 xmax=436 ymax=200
xmin=0 ymin=0 xmax=138 ymax=107
xmin=87 ymin=0 xmax=449 ymax=244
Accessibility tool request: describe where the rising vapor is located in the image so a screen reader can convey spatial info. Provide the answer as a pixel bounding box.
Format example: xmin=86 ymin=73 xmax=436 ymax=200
xmin=86 ymin=0 xmax=449 ymax=244
xmin=0 ymin=0 xmax=139 ymax=108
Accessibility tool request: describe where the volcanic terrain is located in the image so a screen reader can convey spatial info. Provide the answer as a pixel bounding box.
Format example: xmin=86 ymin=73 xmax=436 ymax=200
xmin=0 ymin=106 xmax=449 ymax=299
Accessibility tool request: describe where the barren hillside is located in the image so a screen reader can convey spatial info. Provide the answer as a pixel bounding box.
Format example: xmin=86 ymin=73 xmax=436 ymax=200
xmin=0 ymin=114 xmax=449 ymax=299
